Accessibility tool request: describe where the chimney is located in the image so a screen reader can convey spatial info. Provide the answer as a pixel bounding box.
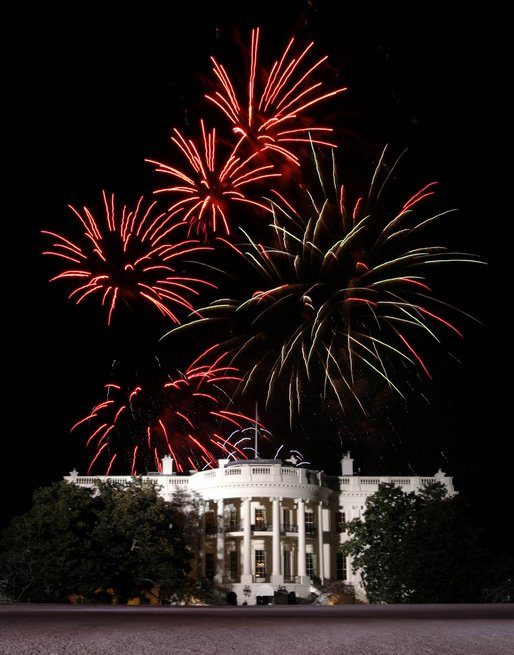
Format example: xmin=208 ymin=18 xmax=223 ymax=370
xmin=162 ymin=455 xmax=174 ymax=475
xmin=341 ymin=452 xmax=354 ymax=476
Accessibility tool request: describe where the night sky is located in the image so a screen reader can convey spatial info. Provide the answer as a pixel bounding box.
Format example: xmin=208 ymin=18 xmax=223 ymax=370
xmin=6 ymin=3 xmax=502 ymax=540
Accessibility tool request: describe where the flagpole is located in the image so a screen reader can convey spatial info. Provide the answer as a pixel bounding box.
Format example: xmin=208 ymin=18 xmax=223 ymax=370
xmin=254 ymin=402 xmax=258 ymax=459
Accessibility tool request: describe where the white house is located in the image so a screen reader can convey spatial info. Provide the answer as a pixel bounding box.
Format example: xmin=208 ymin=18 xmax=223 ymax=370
xmin=64 ymin=453 xmax=456 ymax=605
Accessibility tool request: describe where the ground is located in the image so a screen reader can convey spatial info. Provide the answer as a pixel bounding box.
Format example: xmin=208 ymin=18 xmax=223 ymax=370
xmin=1 ymin=604 xmax=513 ymax=655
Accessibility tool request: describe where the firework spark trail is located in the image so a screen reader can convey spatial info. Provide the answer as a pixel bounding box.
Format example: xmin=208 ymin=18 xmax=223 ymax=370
xmin=70 ymin=346 xmax=272 ymax=475
xmin=146 ymin=28 xmax=347 ymax=243
xmin=146 ymin=120 xmax=282 ymax=241
xmin=42 ymin=191 xmax=217 ymax=325
xmin=205 ymin=27 xmax=347 ymax=164
xmin=41 ymin=27 xmax=485 ymax=474
xmin=161 ymin=146 xmax=484 ymax=424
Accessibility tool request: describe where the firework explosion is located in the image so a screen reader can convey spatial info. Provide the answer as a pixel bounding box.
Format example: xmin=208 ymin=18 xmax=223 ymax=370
xmin=41 ymin=26 xmax=483 ymax=474
xmin=205 ymin=27 xmax=346 ymax=164
xmin=146 ymin=27 xmax=345 ymax=243
xmin=162 ymin=146 xmax=484 ymax=424
xmin=42 ymin=191 xmax=216 ymax=325
xmin=146 ymin=120 xmax=281 ymax=242
xmin=71 ymin=346 xmax=274 ymax=475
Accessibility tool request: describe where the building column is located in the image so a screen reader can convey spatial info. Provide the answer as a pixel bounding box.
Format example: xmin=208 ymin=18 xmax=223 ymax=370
xmin=323 ymin=542 xmax=331 ymax=580
xmin=241 ymin=496 xmax=252 ymax=584
xmin=215 ymin=498 xmax=225 ymax=584
xmin=297 ymin=498 xmax=307 ymax=581
xmin=317 ymin=501 xmax=324 ymax=584
xmin=197 ymin=502 xmax=206 ymax=579
xmin=271 ymin=496 xmax=282 ymax=584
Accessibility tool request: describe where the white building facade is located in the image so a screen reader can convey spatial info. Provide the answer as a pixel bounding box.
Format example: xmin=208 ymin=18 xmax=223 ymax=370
xmin=64 ymin=453 xmax=456 ymax=605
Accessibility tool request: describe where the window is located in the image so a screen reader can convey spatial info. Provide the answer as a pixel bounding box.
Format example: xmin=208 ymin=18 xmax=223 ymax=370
xmin=306 ymin=552 xmax=316 ymax=577
xmin=205 ymin=511 xmax=216 ymax=535
xmin=282 ymin=508 xmax=292 ymax=532
xmin=255 ymin=508 xmax=266 ymax=530
xmin=283 ymin=549 xmax=292 ymax=580
xmin=255 ymin=549 xmax=267 ymax=578
xmin=229 ymin=550 xmax=238 ymax=580
xmin=336 ymin=552 xmax=347 ymax=580
xmin=305 ymin=510 xmax=315 ymax=535
xmin=205 ymin=553 xmax=215 ymax=581
xmin=336 ymin=510 xmax=346 ymax=533
xmin=228 ymin=507 xmax=238 ymax=531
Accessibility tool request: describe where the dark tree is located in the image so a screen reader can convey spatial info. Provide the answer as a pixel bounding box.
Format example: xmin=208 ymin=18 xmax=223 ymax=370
xmin=340 ymin=481 xmax=490 ymax=603
xmin=0 ymin=481 xmax=98 ymax=602
xmin=0 ymin=479 xmax=197 ymax=604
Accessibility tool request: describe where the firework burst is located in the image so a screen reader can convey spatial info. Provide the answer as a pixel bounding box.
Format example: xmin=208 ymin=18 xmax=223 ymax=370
xmin=205 ymin=27 xmax=347 ymax=166
xmin=71 ymin=346 xmax=271 ymax=475
xmin=146 ymin=120 xmax=282 ymax=242
xmin=42 ymin=191 xmax=216 ymax=325
xmin=41 ymin=26 xmax=485 ymax=476
xmin=162 ymin=146 xmax=484 ymax=424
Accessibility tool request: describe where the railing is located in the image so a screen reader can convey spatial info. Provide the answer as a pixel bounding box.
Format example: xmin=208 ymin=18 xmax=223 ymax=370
xmin=224 ymin=467 xmax=242 ymax=476
xmin=72 ymin=475 xmax=136 ymax=487
xmin=251 ymin=466 xmax=271 ymax=475
xmin=281 ymin=523 xmax=298 ymax=533
xmin=337 ymin=475 xmax=455 ymax=494
xmin=208 ymin=524 xmax=313 ymax=534
xmin=219 ymin=523 xmax=316 ymax=535
xmin=281 ymin=467 xmax=300 ymax=477
xmin=165 ymin=477 xmax=189 ymax=486
xmin=219 ymin=523 xmax=312 ymax=537
xmin=192 ymin=462 xmax=326 ymax=489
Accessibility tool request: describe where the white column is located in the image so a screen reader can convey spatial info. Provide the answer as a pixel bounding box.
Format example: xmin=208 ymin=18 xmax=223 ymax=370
xmin=215 ymin=498 xmax=225 ymax=584
xmin=297 ymin=498 xmax=306 ymax=579
xmin=242 ymin=496 xmax=252 ymax=583
xmin=198 ymin=502 xmax=207 ymax=579
xmin=323 ymin=542 xmax=331 ymax=580
xmin=271 ymin=496 xmax=282 ymax=583
xmin=317 ymin=501 xmax=324 ymax=584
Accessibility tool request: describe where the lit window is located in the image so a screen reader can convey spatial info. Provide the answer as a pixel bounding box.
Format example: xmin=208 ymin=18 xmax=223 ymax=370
xmin=255 ymin=549 xmax=267 ymax=578
xmin=255 ymin=508 xmax=266 ymax=530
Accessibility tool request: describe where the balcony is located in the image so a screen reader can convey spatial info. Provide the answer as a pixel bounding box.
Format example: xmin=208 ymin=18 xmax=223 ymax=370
xmin=281 ymin=523 xmax=298 ymax=533
xmin=225 ymin=523 xmax=241 ymax=533
xmin=210 ymin=523 xmax=316 ymax=536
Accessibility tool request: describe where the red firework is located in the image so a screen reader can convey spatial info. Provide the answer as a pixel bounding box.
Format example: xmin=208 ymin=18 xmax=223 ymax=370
xmin=205 ymin=27 xmax=347 ymax=166
xmin=71 ymin=345 xmax=269 ymax=475
xmin=146 ymin=119 xmax=281 ymax=240
xmin=42 ymin=191 xmax=216 ymax=325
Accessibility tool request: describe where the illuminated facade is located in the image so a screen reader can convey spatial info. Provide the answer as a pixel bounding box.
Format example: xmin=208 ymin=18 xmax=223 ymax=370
xmin=65 ymin=453 xmax=456 ymax=605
